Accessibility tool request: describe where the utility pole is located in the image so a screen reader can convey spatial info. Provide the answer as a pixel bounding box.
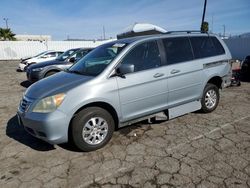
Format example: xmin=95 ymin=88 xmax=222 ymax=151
xmin=200 ymin=0 xmax=207 ymax=31
xmin=222 ymin=25 xmax=226 ymax=38
xmin=102 ymin=26 xmax=106 ymax=40
xmin=3 ymin=18 xmax=9 ymax=29
xmin=211 ymin=14 xmax=214 ymax=33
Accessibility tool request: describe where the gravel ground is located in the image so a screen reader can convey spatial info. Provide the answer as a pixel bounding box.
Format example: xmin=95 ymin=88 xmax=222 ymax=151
xmin=0 ymin=60 xmax=250 ymax=188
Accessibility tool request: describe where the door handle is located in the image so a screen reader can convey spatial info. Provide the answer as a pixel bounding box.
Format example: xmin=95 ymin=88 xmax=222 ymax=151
xmin=170 ymin=69 xmax=181 ymax=74
xmin=153 ymin=73 xmax=164 ymax=78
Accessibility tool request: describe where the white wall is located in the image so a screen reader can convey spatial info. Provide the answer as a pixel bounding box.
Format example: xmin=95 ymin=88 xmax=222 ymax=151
xmin=0 ymin=40 xmax=115 ymax=60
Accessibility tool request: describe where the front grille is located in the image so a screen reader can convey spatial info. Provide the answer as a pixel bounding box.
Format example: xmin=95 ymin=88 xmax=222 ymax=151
xmin=19 ymin=96 xmax=33 ymax=113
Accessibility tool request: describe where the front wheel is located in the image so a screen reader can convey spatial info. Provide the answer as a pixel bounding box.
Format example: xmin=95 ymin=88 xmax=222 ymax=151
xmin=70 ymin=107 xmax=115 ymax=151
xmin=201 ymin=83 xmax=220 ymax=113
xmin=44 ymin=70 xmax=58 ymax=78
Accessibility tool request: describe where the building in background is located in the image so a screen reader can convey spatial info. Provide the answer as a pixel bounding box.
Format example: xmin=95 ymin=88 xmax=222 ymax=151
xmin=15 ymin=34 xmax=52 ymax=41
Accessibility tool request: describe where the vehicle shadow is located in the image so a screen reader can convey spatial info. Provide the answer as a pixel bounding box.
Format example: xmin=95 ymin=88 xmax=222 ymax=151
xmin=6 ymin=115 xmax=55 ymax=151
xmin=20 ymin=80 xmax=32 ymax=88
xmin=58 ymin=143 xmax=83 ymax=152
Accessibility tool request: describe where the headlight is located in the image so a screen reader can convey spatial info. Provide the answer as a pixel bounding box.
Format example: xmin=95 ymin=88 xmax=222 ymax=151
xmin=32 ymin=67 xmax=44 ymax=72
xmin=21 ymin=61 xmax=27 ymax=65
xmin=32 ymin=93 xmax=66 ymax=113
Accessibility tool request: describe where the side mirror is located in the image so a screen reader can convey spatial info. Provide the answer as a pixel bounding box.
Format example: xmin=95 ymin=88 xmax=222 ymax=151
xmin=69 ymin=57 xmax=76 ymax=63
xmin=116 ymin=64 xmax=134 ymax=78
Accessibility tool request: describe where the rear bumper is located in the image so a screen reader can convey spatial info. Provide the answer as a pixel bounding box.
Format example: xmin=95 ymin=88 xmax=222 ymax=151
xmin=222 ymin=73 xmax=232 ymax=88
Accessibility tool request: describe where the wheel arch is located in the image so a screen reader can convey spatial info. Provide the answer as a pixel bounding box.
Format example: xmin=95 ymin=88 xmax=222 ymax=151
xmin=206 ymin=76 xmax=223 ymax=89
xmin=68 ymin=101 xmax=119 ymax=140
xmin=43 ymin=68 xmax=61 ymax=78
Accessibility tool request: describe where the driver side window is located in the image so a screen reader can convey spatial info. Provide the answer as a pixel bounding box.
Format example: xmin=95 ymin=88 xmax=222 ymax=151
xmin=122 ymin=40 xmax=161 ymax=72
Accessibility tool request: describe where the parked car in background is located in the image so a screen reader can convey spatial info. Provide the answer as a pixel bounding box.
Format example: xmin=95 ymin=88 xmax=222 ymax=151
xmin=17 ymin=32 xmax=232 ymax=152
xmin=241 ymin=55 xmax=250 ymax=79
xmin=17 ymin=50 xmax=64 ymax=71
xmin=27 ymin=48 xmax=93 ymax=82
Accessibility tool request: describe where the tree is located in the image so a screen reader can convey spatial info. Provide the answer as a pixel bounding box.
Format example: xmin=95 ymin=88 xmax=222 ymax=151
xmin=0 ymin=28 xmax=16 ymax=41
xmin=201 ymin=21 xmax=209 ymax=33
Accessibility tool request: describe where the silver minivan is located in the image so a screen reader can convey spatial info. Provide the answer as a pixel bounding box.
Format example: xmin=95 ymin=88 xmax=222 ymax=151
xmin=17 ymin=32 xmax=232 ymax=151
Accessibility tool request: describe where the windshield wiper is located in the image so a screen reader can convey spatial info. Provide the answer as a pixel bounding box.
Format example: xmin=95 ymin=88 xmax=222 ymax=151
xmin=65 ymin=69 xmax=96 ymax=77
xmin=66 ymin=70 xmax=83 ymax=75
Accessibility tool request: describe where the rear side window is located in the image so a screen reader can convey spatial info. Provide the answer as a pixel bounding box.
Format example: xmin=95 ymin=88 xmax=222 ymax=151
xmin=122 ymin=40 xmax=161 ymax=72
xmin=190 ymin=36 xmax=225 ymax=59
xmin=210 ymin=37 xmax=225 ymax=55
xmin=162 ymin=37 xmax=194 ymax=65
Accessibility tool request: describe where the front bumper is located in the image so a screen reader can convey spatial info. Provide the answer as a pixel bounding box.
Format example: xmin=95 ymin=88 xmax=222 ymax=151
xmin=26 ymin=70 xmax=43 ymax=82
xmin=17 ymin=109 xmax=70 ymax=144
xmin=18 ymin=63 xmax=27 ymax=71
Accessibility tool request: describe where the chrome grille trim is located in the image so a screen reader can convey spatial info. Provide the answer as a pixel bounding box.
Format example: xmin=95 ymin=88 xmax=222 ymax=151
xmin=19 ymin=96 xmax=33 ymax=113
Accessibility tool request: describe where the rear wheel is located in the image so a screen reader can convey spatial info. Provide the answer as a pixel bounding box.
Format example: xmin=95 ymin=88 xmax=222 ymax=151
xmin=201 ymin=83 xmax=219 ymax=113
xmin=70 ymin=107 xmax=115 ymax=151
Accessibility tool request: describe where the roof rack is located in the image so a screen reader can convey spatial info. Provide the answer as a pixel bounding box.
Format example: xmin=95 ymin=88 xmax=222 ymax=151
xmin=165 ymin=30 xmax=207 ymax=34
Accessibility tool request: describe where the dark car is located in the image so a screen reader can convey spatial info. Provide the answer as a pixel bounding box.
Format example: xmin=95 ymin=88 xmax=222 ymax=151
xmin=241 ymin=55 xmax=250 ymax=79
xmin=26 ymin=48 xmax=92 ymax=82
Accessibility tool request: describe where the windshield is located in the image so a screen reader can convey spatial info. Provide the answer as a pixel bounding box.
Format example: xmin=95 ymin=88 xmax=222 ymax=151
xmin=34 ymin=51 xmax=48 ymax=57
xmin=67 ymin=49 xmax=91 ymax=62
xmin=68 ymin=42 xmax=127 ymax=76
xmin=56 ymin=49 xmax=77 ymax=61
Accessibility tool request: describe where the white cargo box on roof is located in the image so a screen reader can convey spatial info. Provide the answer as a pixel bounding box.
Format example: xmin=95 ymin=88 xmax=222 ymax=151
xmin=117 ymin=23 xmax=167 ymax=39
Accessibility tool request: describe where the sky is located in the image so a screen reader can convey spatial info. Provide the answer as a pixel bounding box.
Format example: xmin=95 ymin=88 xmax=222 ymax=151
xmin=0 ymin=0 xmax=250 ymax=40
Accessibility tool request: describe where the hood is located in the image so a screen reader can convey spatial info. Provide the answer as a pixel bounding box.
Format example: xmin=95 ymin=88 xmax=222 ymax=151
xmin=28 ymin=59 xmax=63 ymax=69
xmin=21 ymin=57 xmax=31 ymax=61
xmin=25 ymin=71 xmax=93 ymax=99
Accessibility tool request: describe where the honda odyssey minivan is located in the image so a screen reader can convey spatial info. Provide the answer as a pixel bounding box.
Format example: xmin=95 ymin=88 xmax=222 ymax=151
xmin=17 ymin=31 xmax=232 ymax=151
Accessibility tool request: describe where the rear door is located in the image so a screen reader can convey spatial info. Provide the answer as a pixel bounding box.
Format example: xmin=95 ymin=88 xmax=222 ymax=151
xmin=116 ymin=40 xmax=168 ymax=122
xmin=162 ymin=37 xmax=203 ymax=107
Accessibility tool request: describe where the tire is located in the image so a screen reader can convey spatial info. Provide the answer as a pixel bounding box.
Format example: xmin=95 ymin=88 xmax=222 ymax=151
xmin=70 ymin=107 xmax=115 ymax=151
xmin=45 ymin=70 xmax=58 ymax=78
xmin=201 ymin=83 xmax=220 ymax=113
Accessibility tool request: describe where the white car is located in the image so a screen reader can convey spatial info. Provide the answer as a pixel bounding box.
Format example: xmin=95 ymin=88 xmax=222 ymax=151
xmin=18 ymin=50 xmax=64 ymax=71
